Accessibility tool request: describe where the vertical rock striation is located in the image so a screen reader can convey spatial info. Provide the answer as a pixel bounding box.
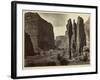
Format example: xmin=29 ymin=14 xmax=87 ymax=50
xmin=24 ymin=12 xmax=55 ymax=55
xmin=77 ymin=16 xmax=86 ymax=56
xmin=25 ymin=32 xmax=35 ymax=58
xmin=66 ymin=19 xmax=73 ymax=59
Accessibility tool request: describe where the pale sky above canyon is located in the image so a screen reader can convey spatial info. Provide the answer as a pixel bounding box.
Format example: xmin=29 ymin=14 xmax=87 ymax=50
xmin=24 ymin=11 xmax=90 ymax=39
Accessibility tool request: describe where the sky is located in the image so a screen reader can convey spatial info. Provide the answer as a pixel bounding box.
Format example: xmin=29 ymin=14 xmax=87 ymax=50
xmin=24 ymin=11 xmax=90 ymax=39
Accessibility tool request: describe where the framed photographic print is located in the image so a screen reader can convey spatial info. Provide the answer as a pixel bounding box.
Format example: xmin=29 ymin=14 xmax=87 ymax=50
xmin=11 ymin=1 xmax=98 ymax=79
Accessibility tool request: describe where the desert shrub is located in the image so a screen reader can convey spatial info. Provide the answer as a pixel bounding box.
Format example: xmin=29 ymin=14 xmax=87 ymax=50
xmin=60 ymin=58 xmax=69 ymax=65
xmin=47 ymin=61 xmax=56 ymax=66
xmin=57 ymin=54 xmax=69 ymax=65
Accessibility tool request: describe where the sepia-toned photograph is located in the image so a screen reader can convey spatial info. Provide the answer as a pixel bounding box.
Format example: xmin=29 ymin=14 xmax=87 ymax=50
xmin=11 ymin=1 xmax=97 ymax=79
xmin=24 ymin=11 xmax=90 ymax=67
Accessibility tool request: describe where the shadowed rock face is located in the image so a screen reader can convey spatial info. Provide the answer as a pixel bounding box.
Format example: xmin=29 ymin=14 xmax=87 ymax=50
xmin=66 ymin=19 xmax=73 ymax=59
xmin=73 ymin=20 xmax=77 ymax=43
xmin=25 ymin=12 xmax=55 ymax=53
xmin=25 ymin=32 xmax=35 ymax=57
xmin=38 ymin=20 xmax=55 ymax=50
xmin=64 ymin=17 xmax=87 ymax=59
xmin=72 ymin=20 xmax=77 ymax=56
xmin=77 ymin=16 xmax=86 ymax=55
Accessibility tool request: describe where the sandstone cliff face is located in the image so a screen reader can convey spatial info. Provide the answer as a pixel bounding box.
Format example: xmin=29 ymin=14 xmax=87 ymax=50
xmin=84 ymin=18 xmax=90 ymax=47
xmin=25 ymin=12 xmax=55 ymax=54
xmin=63 ymin=17 xmax=87 ymax=58
xmin=25 ymin=32 xmax=35 ymax=57
xmin=77 ymin=16 xmax=86 ymax=55
xmin=37 ymin=15 xmax=55 ymax=50
xmin=66 ymin=19 xmax=73 ymax=59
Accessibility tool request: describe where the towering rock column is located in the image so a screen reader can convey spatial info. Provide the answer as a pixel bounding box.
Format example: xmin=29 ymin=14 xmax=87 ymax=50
xmin=72 ymin=20 xmax=77 ymax=57
xmin=73 ymin=20 xmax=77 ymax=43
xmin=77 ymin=16 xmax=86 ymax=56
xmin=66 ymin=19 xmax=73 ymax=59
xmin=85 ymin=18 xmax=90 ymax=48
